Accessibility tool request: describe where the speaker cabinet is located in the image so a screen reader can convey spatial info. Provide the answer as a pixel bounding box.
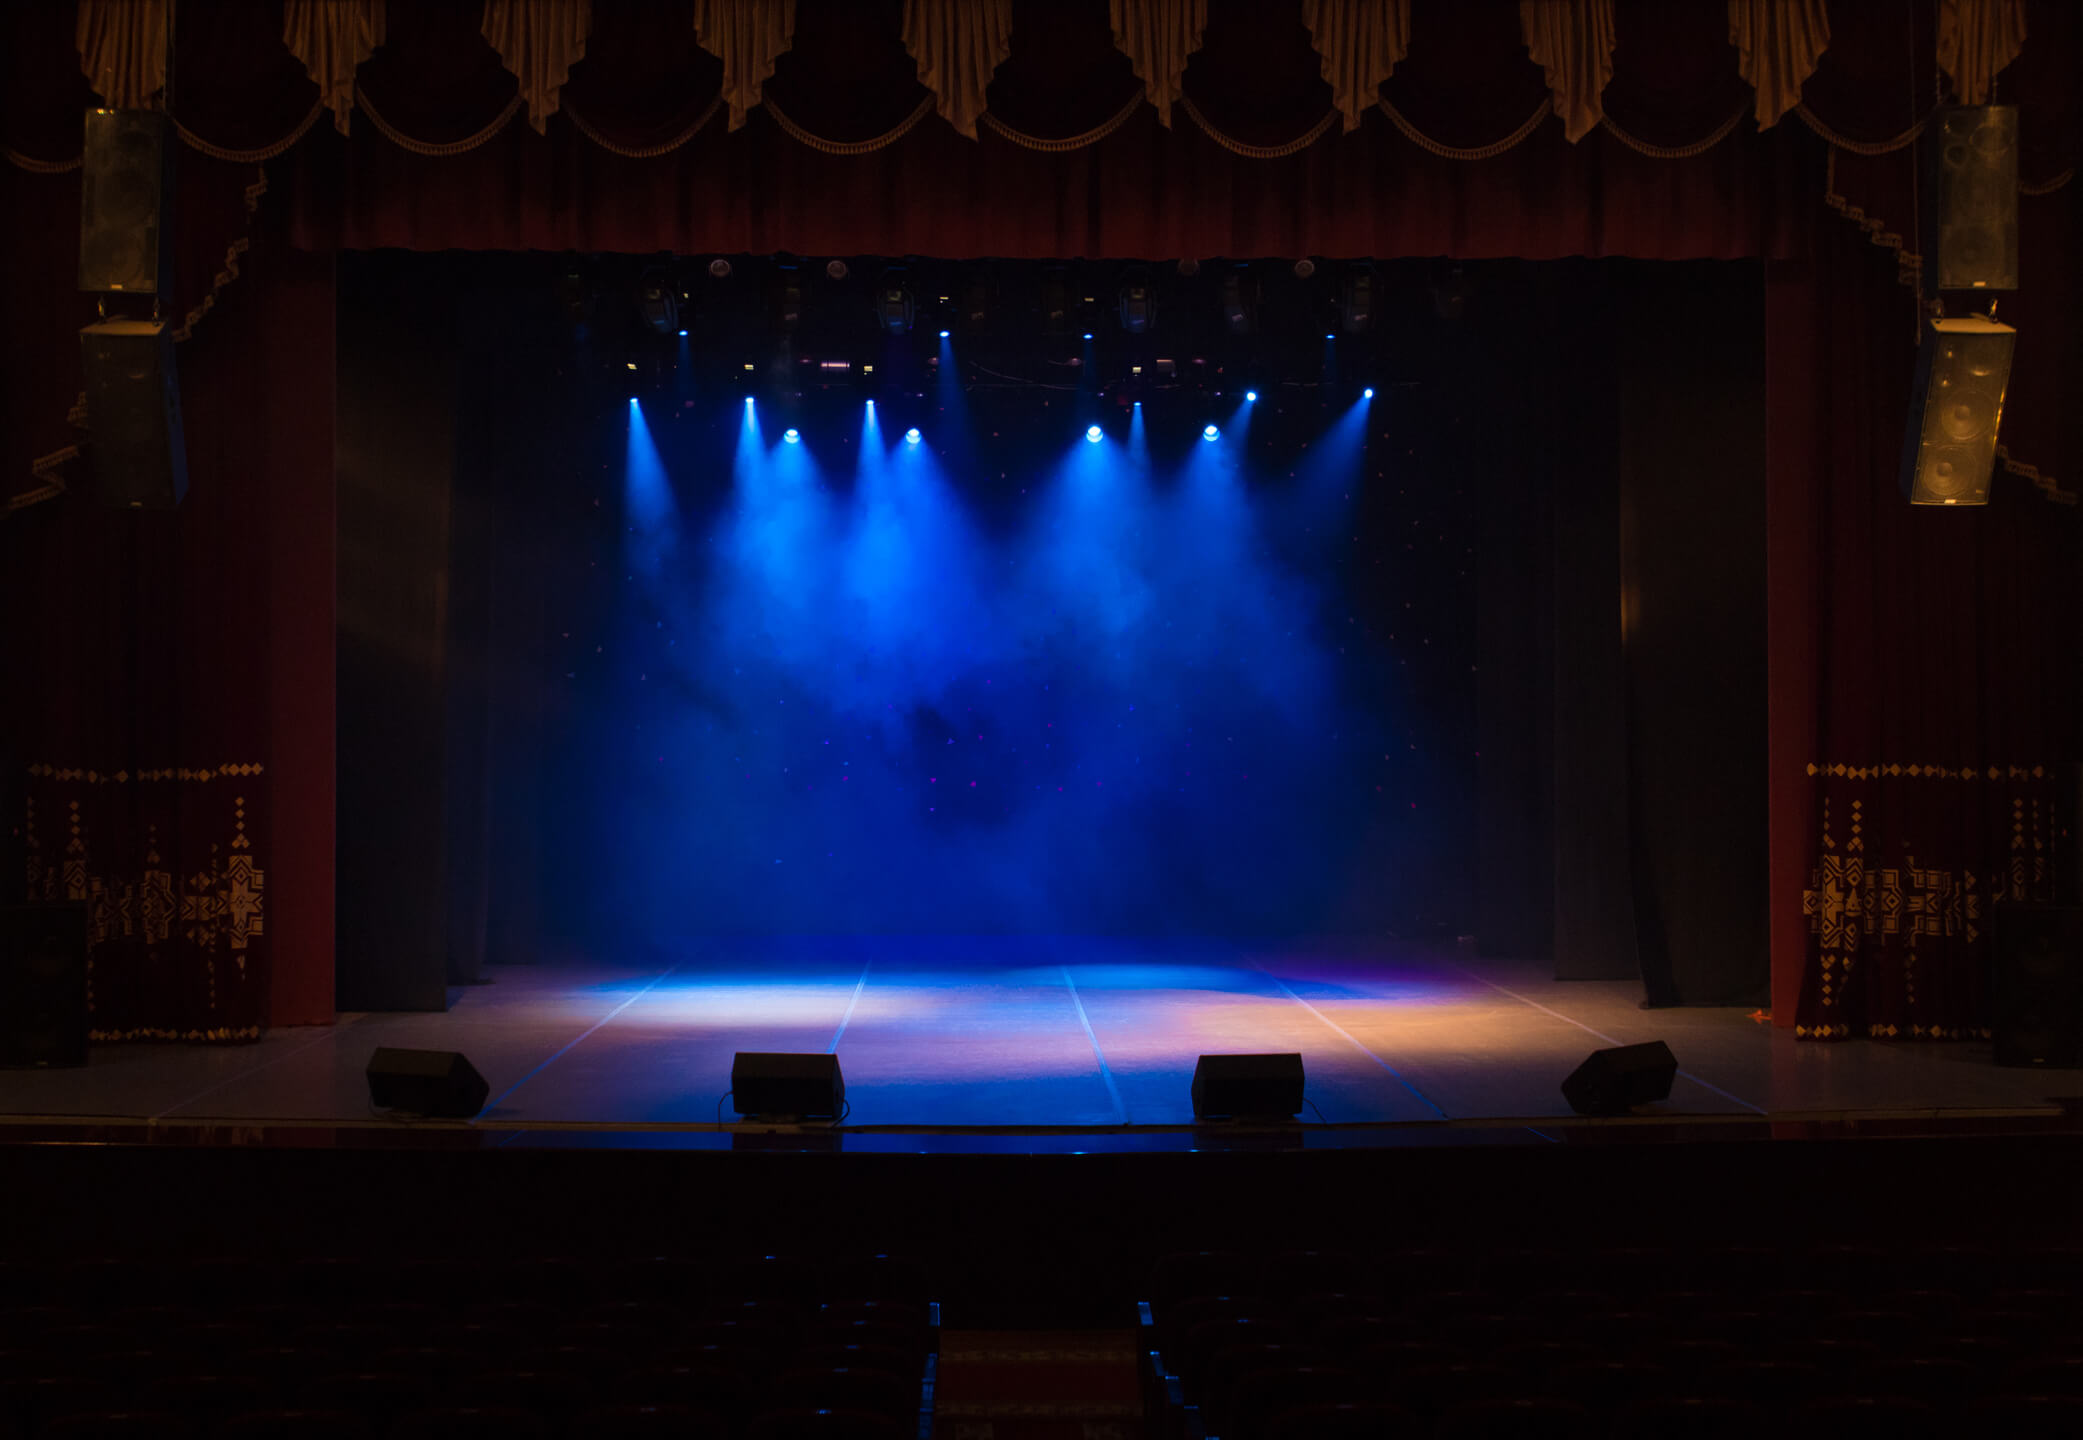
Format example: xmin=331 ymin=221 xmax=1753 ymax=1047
xmin=1561 ymin=1040 xmax=1677 ymax=1116
xmin=80 ymin=109 xmax=173 ymax=296
xmin=1927 ymin=106 xmax=2018 ymax=294
xmin=1994 ymin=905 xmax=2083 ymax=1069
xmin=1 ymin=905 xmax=89 ymax=1069
xmin=366 ymin=1047 xmax=490 ymax=1118
xmin=1899 ymin=316 xmax=2013 ymax=507
xmin=731 ymin=1052 xmax=846 ymax=1119
xmin=81 ymin=319 xmax=188 ymax=509
xmin=1191 ymin=1052 xmax=1305 ymax=1118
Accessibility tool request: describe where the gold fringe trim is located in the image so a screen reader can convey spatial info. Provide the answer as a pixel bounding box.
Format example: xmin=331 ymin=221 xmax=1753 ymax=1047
xmin=357 ymin=83 xmax=523 ymax=156
xmin=92 ymin=1027 xmax=264 ymax=1043
xmin=565 ymin=93 xmax=723 ymax=158
xmin=1796 ymin=101 xmax=1926 ymax=156
xmin=1994 ymin=445 xmax=2077 ymax=506
xmin=167 ymin=166 xmax=266 ymax=345
xmin=1177 ymin=95 xmax=1339 ymax=159
xmin=3 ymin=147 xmax=83 ymax=173
xmin=763 ymin=93 xmax=937 ymax=155
xmin=175 ymin=100 xmax=327 ymax=164
xmin=27 ymin=763 xmax=266 ymax=782
xmin=1378 ymin=96 xmax=1551 ymax=161
xmin=1821 ymin=145 xmax=1925 ymax=301
xmin=979 ymin=93 xmax=1145 ymax=153
xmin=1806 ymin=763 xmax=2047 ymax=780
xmin=1600 ymin=100 xmax=1750 ymax=160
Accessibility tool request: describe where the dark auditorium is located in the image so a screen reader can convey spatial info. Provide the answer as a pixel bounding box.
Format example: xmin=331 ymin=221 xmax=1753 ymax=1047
xmin=4 ymin=1 xmax=2083 ymax=1437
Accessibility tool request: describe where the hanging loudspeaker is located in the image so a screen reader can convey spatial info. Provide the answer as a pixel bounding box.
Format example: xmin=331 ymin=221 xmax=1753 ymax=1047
xmin=81 ymin=319 xmax=189 ymax=510
xmin=1898 ymin=316 xmax=2014 ymax=507
xmin=80 ymin=109 xmax=174 ymax=296
xmin=1926 ymin=106 xmax=2018 ymax=294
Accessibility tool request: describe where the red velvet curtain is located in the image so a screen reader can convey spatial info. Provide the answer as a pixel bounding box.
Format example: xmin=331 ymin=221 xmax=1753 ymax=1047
xmin=1761 ymin=2 xmax=2082 ymax=1040
xmin=4 ymin=0 xmax=2080 ymax=1040
xmin=273 ymin=0 xmax=1804 ymax=259
xmin=1 ymin=5 xmax=336 ymax=1035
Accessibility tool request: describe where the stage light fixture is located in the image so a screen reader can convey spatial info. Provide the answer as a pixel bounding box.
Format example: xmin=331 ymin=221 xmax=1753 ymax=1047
xmin=1085 ymin=425 xmax=1102 ymax=443
xmin=876 ymin=270 xmax=916 ymax=334
xmin=1203 ymin=424 xmax=1219 ymax=441
xmin=1245 ymin=390 xmax=1258 ymax=402
xmin=556 ymin=268 xmax=592 ymax=329
xmin=625 ymin=362 xmax=637 ymax=371
xmin=1340 ymin=266 xmax=1378 ymax=333
xmin=1220 ymin=272 xmax=1256 ymax=335
xmin=1118 ymin=269 xmax=1155 ymax=334
xmin=905 ymin=427 xmax=922 ymax=444
xmin=939 ymin=329 xmax=950 ymax=338
xmin=826 ymin=259 xmax=849 ymax=280
xmin=1083 ymin=332 xmax=1094 ymax=341
xmin=744 ymin=395 xmax=754 ymax=406
xmin=678 ymin=329 xmax=688 ymax=337
xmin=709 ymin=258 xmax=733 ymax=279
xmin=772 ymin=266 xmax=805 ymax=332
xmin=1293 ymin=258 xmax=1317 ymax=279
xmin=783 ymin=428 xmax=801 ymax=444
xmin=638 ymin=269 xmax=677 ymax=335
xmin=1364 ymin=386 xmax=1375 ymax=399
xmin=1178 ymin=257 xmax=1201 ymax=277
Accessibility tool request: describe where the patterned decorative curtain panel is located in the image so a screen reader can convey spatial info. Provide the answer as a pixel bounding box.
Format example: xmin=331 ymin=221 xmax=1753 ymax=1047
xmin=23 ymin=765 xmax=269 ymax=1042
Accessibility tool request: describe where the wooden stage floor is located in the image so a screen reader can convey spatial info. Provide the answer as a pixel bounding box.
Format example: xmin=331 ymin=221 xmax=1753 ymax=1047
xmin=0 ymin=939 xmax=2073 ymax=1147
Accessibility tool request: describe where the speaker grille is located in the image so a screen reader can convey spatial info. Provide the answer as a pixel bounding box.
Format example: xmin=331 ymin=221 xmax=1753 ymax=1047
xmin=1931 ymin=107 xmax=2018 ymax=293
xmin=1900 ymin=317 xmax=2014 ymax=506
xmin=80 ymin=110 xmax=172 ymax=296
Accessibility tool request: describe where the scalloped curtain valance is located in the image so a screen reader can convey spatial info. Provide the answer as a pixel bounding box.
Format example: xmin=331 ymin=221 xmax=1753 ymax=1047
xmin=57 ymin=0 xmax=2032 ymax=154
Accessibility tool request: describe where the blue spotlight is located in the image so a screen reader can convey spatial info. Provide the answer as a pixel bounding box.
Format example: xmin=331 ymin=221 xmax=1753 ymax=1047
xmin=744 ymin=396 xmax=754 ymax=406
xmin=678 ymin=329 xmax=688 ymax=337
xmin=783 ymin=428 xmax=801 ymax=444
xmin=1085 ymin=425 xmax=1102 ymax=443
xmin=1083 ymin=332 xmax=1094 ymax=341
xmin=939 ymin=329 xmax=950 ymax=338
xmin=1325 ymin=333 xmax=1335 ymax=340
xmin=1364 ymin=387 xmax=1375 ymax=399
xmin=1202 ymin=424 xmax=1220 ymax=441
xmin=905 ymin=427 xmax=922 ymax=445
xmin=1245 ymin=390 xmax=1258 ymax=402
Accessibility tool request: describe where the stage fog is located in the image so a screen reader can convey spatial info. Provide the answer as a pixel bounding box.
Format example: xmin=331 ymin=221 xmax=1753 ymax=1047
xmin=590 ymin=379 xmax=1457 ymax=943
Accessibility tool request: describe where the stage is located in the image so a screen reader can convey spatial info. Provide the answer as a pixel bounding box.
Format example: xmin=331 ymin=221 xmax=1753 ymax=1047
xmin=0 ymin=941 xmax=2071 ymax=1148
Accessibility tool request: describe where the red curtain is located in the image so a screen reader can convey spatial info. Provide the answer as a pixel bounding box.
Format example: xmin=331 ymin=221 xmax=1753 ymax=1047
xmin=1 ymin=156 xmax=336 ymax=1039
xmin=4 ymin=0 xmax=2080 ymax=1039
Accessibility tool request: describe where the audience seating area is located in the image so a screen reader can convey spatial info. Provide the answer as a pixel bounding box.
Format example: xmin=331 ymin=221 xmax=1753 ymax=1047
xmin=1138 ymin=1245 xmax=2083 ymax=1439
xmin=0 ymin=1254 xmax=937 ymax=1440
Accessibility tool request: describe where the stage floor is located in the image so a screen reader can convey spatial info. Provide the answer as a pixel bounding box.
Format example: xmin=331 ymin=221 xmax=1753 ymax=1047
xmin=0 ymin=939 xmax=2074 ymax=1146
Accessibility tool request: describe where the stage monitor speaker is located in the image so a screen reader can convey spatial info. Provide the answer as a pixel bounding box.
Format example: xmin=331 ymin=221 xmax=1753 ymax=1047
xmin=1926 ymin=106 xmax=2018 ymax=293
xmin=732 ymin=1052 xmax=845 ymax=1119
xmin=366 ymin=1047 xmax=489 ymax=1118
xmin=1994 ymin=904 xmax=2083 ymax=1068
xmin=1899 ymin=315 xmax=2013 ymax=507
xmin=80 ymin=109 xmax=174 ymax=296
xmin=81 ymin=319 xmax=188 ymax=509
xmin=1561 ymin=1040 xmax=1676 ymax=1116
xmin=1 ymin=905 xmax=89 ymax=1069
xmin=1191 ymin=1053 xmax=1305 ymax=1119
